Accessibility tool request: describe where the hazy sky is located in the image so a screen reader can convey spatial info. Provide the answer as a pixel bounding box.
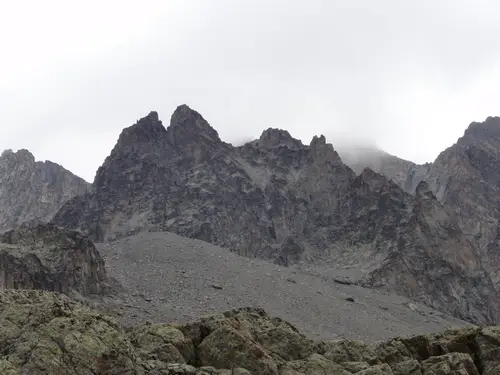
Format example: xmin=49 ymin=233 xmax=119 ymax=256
xmin=2 ymin=0 xmax=500 ymax=181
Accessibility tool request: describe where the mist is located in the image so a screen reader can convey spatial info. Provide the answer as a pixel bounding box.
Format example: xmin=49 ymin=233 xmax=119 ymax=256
xmin=1 ymin=0 xmax=500 ymax=181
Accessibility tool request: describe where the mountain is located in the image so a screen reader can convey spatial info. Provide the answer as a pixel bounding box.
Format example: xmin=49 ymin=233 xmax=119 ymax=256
xmin=337 ymin=145 xmax=418 ymax=190
xmin=341 ymin=116 xmax=500 ymax=316
xmin=0 ymin=149 xmax=90 ymax=231
xmin=1 ymin=289 xmax=500 ymax=375
xmin=405 ymin=117 xmax=500 ymax=288
xmin=52 ymin=105 xmax=499 ymax=324
xmin=0 ymin=222 xmax=117 ymax=297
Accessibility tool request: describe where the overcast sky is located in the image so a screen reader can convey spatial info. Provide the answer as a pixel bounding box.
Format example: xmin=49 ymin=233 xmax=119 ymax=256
xmin=1 ymin=0 xmax=500 ymax=181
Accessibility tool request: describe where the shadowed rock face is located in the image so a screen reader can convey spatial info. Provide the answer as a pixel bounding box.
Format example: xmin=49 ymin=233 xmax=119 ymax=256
xmin=0 ymin=149 xmax=90 ymax=232
xmin=52 ymin=106 xmax=500 ymax=324
xmin=0 ymin=223 xmax=115 ymax=297
xmin=1 ymin=289 xmax=500 ymax=375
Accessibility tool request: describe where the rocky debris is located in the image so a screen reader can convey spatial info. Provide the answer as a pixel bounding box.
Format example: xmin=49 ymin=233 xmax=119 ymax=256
xmin=0 ymin=148 xmax=90 ymax=232
xmin=97 ymin=231 xmax=471 ymax=343
xmin=1 ymin=289 xmax=500 ymax=375
xmin=0 ymin=222 xmax=117 ymax=297
xmin=52 ymin=106 xmax=500 ymax=325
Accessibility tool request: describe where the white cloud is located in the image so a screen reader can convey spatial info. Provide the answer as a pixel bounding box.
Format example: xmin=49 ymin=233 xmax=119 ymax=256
xmin=1 ymin=0 xmax=499 ymax=181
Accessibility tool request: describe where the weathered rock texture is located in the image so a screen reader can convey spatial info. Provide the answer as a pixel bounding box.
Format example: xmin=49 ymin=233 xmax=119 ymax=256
xmin=408 ymin=117 xmax=500 ymax=291
xmin=52 ymin=106 xmax=500 ymax=324
xmin=0 ymin=149 xmax=90 ymax=231
xmin=1 ymin=289 xmax=499 ymax=375
xmin=0 ymin=222 xmax=115 ymax=297
xmin=352 ymin=117 xmax=500 ymax=311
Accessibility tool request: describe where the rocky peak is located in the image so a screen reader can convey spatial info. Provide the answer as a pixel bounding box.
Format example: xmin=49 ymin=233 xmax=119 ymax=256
xmin=166 ymin=104 xmax=222 ymax=148
xmin=258 ymin=128 xmax=303 ymax=150
xmin=1 ymin=148 xmax=36 ymax=165
xmin=461 ymin=116 xmax=500 ymax=143
xmin=112 ymin=111 xmax=167 ymax=153
xmin=308 ymin=134 xmax=345 ymax=167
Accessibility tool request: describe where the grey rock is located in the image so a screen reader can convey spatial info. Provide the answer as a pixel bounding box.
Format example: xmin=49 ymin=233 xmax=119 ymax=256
xmin=0 ymin=149 xmax=90 ymax=232
xmin=0 ymin=222 xmax=116 ymax=297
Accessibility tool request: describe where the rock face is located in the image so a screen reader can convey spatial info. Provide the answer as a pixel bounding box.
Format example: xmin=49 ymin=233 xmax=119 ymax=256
xmin=0 ymin=222 xmax=115 ymax=297
xmin=0 ymin=149 xmax=90 ymax=231
xmin=372 ymin=117 xmax=500 ymax=295
xmin=1 ymin=289 xmax=500 ymax=375
xmin=52 ymin=106 xmax=500 ymax=324
xmin=410 ymin=118 xmax=500 ymax=287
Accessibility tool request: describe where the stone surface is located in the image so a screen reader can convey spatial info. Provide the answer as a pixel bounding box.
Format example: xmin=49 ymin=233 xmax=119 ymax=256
xmin=0 ymin=149 xmax=90 ymax=231
xmin=51 ymin=106 xmax=500 ymax=325
xmin=1 ymin=290 xmax=499 ymax=375
xmin=0 ymin=222 xmax=116 ymax=297
xmin=348 ymin=117 xmax=500 ymax=311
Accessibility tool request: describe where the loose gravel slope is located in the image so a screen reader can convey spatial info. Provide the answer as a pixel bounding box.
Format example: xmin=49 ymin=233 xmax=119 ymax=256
xmin=97 ymin=231 xmax=471 ymax=342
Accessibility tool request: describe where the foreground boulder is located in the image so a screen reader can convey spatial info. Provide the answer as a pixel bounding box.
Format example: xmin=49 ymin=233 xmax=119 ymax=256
xmin=1 ymin=289 xmax=500 ymax=374
xmin=0 ymin=223 xmax=116 ymax=297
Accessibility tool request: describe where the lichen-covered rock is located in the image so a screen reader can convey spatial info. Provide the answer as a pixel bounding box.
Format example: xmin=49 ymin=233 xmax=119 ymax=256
xmin=340 ymin=361 xmax=372 ymax=373
xmin=198 ymin=327 xmax=277 ymax=375
xmin=354 ymin=363 xmax=394 ymax=374
xmin=391 ymin=360 xmax=422 ymax=375
xmin=131 ymin=324 xmax=195 ymax=364
xmin=0 ymin=289 xmax=141 ymax=375
xmin=320 ymin=339 xmax=378 ymax=364
xmin=279 ymin=353 xmax=350 ymax=375
xmin=1 ymin=290 xmax=499 ymax=375
xmin=421 ymin=353 xmax=478 ymax=375
xmin=0 ymin=359 xmax=19 ymax=375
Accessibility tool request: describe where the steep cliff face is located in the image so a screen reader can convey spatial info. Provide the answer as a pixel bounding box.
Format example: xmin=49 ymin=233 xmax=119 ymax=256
xmin=0 ymin=149 xmax=90 ymax=231
xmin=401 ymin=117 xmax=500 ymax=289
xmin=52 ymin=106 xmax=500 ymax=324
xmin=0 ymin=222 xmax=114 ymax=297
xmin=364 ymin=181 xmax=499 ymax=324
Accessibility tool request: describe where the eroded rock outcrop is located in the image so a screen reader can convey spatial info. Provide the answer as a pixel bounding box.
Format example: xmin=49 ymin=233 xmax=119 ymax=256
xmin=0 ymin=149 xmax=90 ymax=231
xmin=0 ymin=223 xmax=115 ymax=297
xmin=1 ymin=290 xmax=499 ymax=375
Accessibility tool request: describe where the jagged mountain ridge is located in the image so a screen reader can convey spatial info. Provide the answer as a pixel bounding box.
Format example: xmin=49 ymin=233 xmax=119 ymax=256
xmin=0 ymin=149 xmax=90 ymax=231
xmin=52 ymin=105 xmax=499 ymax=324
